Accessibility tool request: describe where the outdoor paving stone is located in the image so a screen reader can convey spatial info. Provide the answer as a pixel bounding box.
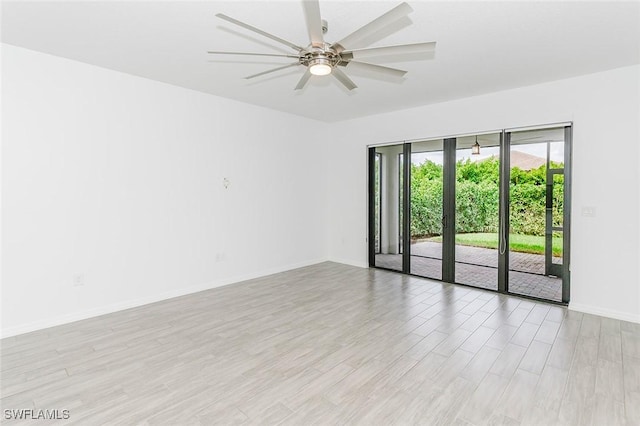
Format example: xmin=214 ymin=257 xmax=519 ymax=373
xmin=375 ymin=242 xmax=562 ymax=302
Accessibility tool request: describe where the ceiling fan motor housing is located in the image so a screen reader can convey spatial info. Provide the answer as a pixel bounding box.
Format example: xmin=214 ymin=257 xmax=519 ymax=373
xmin=302 ymin=47 xmax=340 ymax=69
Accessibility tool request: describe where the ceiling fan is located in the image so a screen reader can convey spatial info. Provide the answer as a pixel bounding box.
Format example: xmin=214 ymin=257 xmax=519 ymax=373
xmin=208 ymin=1 xmax=436 ymax=91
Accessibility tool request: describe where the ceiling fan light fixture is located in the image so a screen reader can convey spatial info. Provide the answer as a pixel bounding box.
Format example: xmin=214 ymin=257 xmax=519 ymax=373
xmin=309 ymin=57 xmax=332 ymax=76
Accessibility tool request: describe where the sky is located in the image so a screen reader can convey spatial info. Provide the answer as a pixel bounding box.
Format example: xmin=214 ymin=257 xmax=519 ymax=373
xmin=411 ymin=141 xmax=564 ymax=166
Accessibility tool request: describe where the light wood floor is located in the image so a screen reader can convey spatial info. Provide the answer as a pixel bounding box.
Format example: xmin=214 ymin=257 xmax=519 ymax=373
xmin=1 ymin=262 xmax=639 ymax=425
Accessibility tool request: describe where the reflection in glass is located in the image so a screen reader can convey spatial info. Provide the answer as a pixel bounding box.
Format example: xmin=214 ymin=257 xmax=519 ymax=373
xmin=374 ymin=153 xmax=381 ymax=254
xmin=373 ymin=145 xmax=404 ymax=271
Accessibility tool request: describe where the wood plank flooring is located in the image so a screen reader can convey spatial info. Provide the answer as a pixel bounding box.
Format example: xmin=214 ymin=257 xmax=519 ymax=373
xmin=1 ymin=262 xmax=639 ymax=425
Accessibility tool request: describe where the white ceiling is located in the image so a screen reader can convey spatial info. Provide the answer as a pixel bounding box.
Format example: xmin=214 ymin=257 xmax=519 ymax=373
xmin=2 ymin=1 xmax=639 ymax=122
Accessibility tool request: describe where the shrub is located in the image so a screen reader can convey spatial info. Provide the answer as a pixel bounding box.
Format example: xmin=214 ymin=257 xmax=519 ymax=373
xmin=410 ymin=159 xmax=562 ymax=238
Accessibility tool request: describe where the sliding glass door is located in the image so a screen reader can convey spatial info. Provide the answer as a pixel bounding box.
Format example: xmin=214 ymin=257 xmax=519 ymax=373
xmin=409 ymin=140 xmax=444 ymax=280
xmin=454 ymin=134 xmax=501 ymax=291
xmin=506 ymin=127 xmax=570 ymax=302
xmin=368 ymin=124 xmax=571 ymax=304
xmin=369 ymin=144 xmax=404 ymax=272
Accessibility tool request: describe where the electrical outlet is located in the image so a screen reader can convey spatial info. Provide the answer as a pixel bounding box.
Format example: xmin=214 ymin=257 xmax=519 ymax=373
xmin=215 ymin=253 xmax=226 ymax=262
xmin=73 ymin=274 xmax=85 ymax=287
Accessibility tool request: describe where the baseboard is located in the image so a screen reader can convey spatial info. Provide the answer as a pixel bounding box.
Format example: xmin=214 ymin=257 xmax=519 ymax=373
xmin=328 ymin=257 xmax=369 ymax=269
xmin=569 ymin=302 xmax=640 ymax=324
xmin=0 ymin=257 xmax=328 ymax=339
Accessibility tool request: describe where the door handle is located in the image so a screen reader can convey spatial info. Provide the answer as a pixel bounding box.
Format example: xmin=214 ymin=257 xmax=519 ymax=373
xmin=442 ymin=215 xmax=447 ymax=228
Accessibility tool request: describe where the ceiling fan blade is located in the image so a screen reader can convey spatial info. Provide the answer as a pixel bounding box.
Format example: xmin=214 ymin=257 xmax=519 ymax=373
xmin=245 ymin=62 xmax=300 ymax=80
xmin=216 ymin=13 xmax=304 ymax=52
xmin=332 ymin=67 xmax=358 ymax=91
xmin=342 ymin=42 xmax=436 ymax=60
xmin=302 ymin=0 xmax=324 ymax=48
xmin=332 ymin=2 xmax=413 ymax=52
xmin=294 ymin=69 xmax=312 ymax=90
xmin=345 ymin=61 xmax=407 ymax=78
xmin=208 ymin=51 xmax=300 ymax=59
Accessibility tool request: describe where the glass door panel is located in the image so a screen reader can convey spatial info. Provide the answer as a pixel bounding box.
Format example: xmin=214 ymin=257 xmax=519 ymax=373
xmin=399 ymin=153 xmax=404 ymax=255
xmin=547 ymin=165 xmax=565 ymax=276
xmin=508 ymin=128 xmax=565 ymax=302
xmin=409 ymin=140 xmax=444 ymax=280
xmin=374 ymin=153 xmax=381 ymax=254
xmin=372 ymin=144 xmax=404 ymax=271
xmin=455 ymin=134 xmax=501 ymax=290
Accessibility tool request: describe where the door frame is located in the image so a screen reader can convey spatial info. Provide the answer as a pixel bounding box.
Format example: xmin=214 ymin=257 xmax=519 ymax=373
xmin=502 ymin=125 xmax=572 ymax=303
xmin=442 ymin=138 xmax=457 ymax=283
xmin=562 ymin=125 xmax=572 ymax=303
xmin=546 ymin=169 xmax=564 ymax=278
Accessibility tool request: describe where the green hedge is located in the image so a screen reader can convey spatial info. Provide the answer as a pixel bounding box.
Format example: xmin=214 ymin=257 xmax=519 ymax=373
xmin=410 ymin=158 xmax=563 ymax=238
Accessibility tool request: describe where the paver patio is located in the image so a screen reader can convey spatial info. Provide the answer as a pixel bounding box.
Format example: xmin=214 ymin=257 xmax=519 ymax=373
xmin=375 ymin=241 xmax=562 ymax=302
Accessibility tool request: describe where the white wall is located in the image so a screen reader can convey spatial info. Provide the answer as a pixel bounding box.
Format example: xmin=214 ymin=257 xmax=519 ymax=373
xmin=1 ymin=45 xmax=328 ymax=337
xmin=2 ymin=45 xmax=638 ymax=338
xmin=328 ymin=65 xmax=640 ymax=323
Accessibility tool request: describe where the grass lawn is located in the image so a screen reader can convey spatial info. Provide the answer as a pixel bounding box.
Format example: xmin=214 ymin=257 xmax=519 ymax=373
xmin=427 ymin=232 xmax=563 ymax=256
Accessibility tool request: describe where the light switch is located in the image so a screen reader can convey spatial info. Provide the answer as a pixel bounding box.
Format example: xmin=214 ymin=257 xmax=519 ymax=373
xmin=581 ymin=206 xmax=596 ymax=217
